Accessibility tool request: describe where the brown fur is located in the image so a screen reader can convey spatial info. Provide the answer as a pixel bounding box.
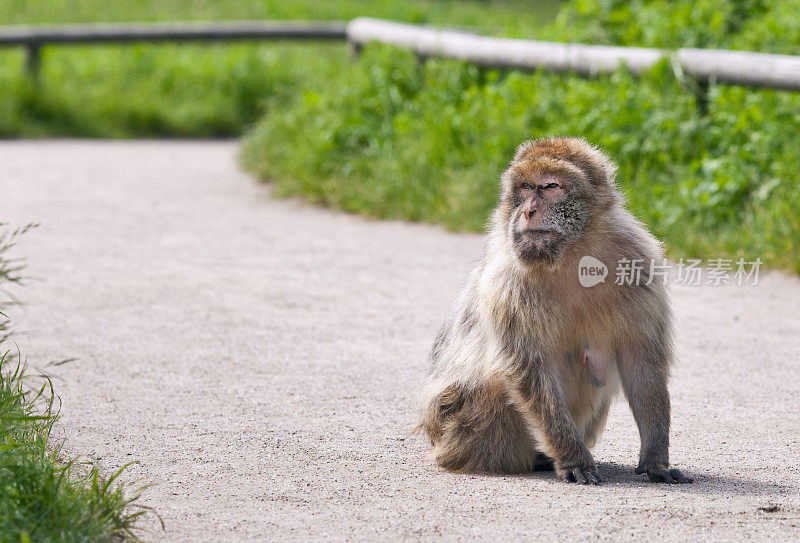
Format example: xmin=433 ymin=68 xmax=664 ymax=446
xmin=418 ymin=137 xmax=692 ymax=484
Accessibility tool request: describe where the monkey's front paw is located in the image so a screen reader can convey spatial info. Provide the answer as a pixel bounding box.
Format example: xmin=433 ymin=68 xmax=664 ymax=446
xmin=560 ymin=467 xmax=602 ymax=485
xmin=635 ymin=464 xmax=693 ymax=484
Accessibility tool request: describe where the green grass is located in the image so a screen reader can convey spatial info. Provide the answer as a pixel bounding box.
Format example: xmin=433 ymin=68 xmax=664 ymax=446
xmin=0 ymin=224 xmax=154 ymax=542
xmin=0 ymin=0 xmax=562 ymax=35
xmin=0 ymin=352 xmax=153 ymax=542
xmin=0 ymin=43 xmax=325 ymax=138
xmin=0 ymin=0 xmax=562 ymax=137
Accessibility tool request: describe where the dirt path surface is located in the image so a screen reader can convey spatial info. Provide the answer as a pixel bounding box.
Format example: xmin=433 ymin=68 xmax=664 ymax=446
xmin=1 ymin=140 xmax=798 ymax=542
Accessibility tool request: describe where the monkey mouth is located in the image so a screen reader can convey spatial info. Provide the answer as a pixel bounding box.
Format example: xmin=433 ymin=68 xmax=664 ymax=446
xmin=518 ymin=228 xmax=562 ymax=239
xmin=512 ymin=229 xmax=565 ymax=262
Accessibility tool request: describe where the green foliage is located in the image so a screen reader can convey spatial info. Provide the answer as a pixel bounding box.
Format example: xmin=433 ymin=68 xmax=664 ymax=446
xmin=0 ymin=43 xmax=325 ymax=137
xmin=0 ymin=0 xmax=561 ymax=137
xmin=0 ymin=226 xmax=154 ymax=542
xmin=545 ymin=0 xmax=800 ymax=53
xmin=0 ymin=0 xmax=560 ymax=36
xmin=242 ymin=44 xmax=800 ymax=271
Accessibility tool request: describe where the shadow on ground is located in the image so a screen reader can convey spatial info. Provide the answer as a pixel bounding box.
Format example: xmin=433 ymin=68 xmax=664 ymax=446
xmin=491 ymin=461 xmax=796 ymax=498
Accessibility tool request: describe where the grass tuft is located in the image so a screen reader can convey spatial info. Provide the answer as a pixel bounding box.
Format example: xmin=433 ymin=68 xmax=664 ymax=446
xmin=0 ymin=223 xmax=157 ymax=542
xmin=0 ymin=348 xmax=159 ymax=541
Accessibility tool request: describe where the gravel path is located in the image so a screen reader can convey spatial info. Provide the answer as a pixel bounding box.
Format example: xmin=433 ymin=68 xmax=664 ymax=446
xmin=1 ymin=140 xmax=798 ymax=542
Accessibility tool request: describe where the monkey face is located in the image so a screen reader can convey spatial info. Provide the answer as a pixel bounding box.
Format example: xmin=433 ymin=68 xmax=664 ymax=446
xmin=498 ymin=138 xmax=618 ymax=265
xmin=505 ymin=171 xmax=591 ymax=264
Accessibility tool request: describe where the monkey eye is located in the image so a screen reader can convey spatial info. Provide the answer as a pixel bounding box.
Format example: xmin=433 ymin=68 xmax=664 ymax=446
xmin=520 ymin=182 xmax=534 ymax=190
xmin=543 ymin=182 xmax=560 ymax=189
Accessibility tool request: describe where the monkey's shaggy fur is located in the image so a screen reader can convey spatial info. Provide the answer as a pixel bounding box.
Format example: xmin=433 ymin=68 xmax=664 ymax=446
xmin=417 ymin=138 xmax=691 ymax=484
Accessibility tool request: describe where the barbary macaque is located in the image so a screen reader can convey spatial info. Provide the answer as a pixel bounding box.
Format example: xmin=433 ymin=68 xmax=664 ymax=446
xmin=418 ymin=137 xmax=692 ymax=484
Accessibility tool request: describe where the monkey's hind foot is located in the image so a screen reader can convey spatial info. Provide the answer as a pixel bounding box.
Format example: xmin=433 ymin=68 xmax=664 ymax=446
xmin=635 ymin=464 xmax=694 ymax=484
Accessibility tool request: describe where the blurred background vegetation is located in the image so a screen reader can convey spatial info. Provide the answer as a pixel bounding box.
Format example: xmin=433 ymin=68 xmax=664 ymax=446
xmin=2 ymin=0 xmax=799 ymax=272
xmin=0 ymin=0 xmax=561 ymax=137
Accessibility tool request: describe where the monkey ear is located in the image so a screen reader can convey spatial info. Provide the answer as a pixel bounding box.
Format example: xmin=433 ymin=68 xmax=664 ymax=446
xmin=584 ymin=145 xmax=618 ymax=187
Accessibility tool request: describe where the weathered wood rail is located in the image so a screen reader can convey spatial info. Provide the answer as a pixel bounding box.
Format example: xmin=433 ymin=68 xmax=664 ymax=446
xmin=0 ymin=20 xmax=347 ymax=75
xmin=347 ymin=18 xmax=800 ymax=91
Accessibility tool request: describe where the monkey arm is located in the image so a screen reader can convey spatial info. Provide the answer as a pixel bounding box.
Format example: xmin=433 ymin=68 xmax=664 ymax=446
xmin=514 ymin=358 xmax=601 ymax=484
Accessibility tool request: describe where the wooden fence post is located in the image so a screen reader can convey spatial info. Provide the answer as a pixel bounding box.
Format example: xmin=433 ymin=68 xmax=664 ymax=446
xmin=25 ymin=43 xmax=40 ymax=79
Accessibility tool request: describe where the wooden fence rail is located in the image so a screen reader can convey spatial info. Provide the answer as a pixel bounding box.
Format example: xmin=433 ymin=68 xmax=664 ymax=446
xmin=347 ymin=17 xmax=800 ymax=91
xmin=0 ymin=20 xmax=347 ymax=75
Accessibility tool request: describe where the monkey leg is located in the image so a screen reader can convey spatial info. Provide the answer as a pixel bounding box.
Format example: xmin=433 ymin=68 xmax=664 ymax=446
xmin=423 ymin=381 xmax=539 ymax=474
xmin=618 ymin=349 xmax=693 ymax=484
